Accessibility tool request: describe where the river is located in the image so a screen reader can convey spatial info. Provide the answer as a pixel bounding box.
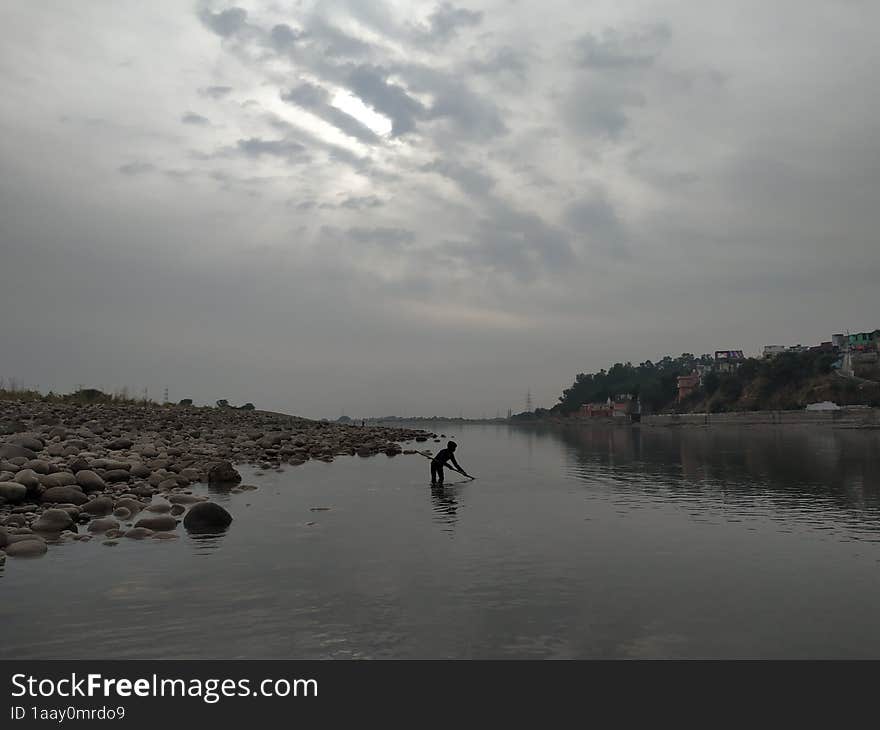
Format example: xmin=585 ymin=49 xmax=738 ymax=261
xmin=3 ymin=422 xmax=880 ymax=658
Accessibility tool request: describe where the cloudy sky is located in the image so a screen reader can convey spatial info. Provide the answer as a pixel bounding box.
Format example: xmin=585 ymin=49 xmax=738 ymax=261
xmin=1 ymin=1 xmax=878 ymax=418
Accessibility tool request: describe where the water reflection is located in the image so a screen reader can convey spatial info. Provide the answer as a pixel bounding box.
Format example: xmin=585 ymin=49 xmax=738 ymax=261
xmin=430 ymin=485 xmax=459 ymax=532
xmin=552 ymin=423 xmax=880 ymax=534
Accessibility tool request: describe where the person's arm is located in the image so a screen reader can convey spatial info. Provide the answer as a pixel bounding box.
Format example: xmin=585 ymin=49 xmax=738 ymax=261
xmin=450 ymin=455 xmax=467 ymax=475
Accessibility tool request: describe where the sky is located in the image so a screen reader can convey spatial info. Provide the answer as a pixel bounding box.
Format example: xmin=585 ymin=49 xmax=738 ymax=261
xmin=1 ymin=1 xmax=878 ymax=418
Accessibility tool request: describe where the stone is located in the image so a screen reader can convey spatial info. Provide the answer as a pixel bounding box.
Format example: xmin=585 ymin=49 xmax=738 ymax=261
xmin=124 ymin=527 xmax=153 ymax=539
xmin=4 ymin=538 xmax=48 ymax=557
xmin=50 ymin=471 xmax=77 ymax=486
xmin=151 ymin=532 xmax=178 ymax=540
xmin=0 ymin=444 xmax=37 ymax=461
xmin=102 ymin=540 xmax=119 ymax=546
xmin=207 ymin=460 xmax=241 ymax=485
xmin=102 ymin=469 xmax=130 ymax=484
xmin=130 ymin=464 xmax=151 ymax=479
xmin=135 ymin=515 xmax=178 ymax=531
xmin=167 ymin=494 xmax=204 ymax=505
xmin=112 ymin=507 xmax=131 ymax=520
xmin=68 ymin=457 xmax=91 ymax=474
xmin=23 ymin=459 xmax=50 ymax=474
xmin=170 ymin=504 xmax=185 ymax=516
xmin=13 ymin=469 xmax=41 ymax=491
xmin=106 ymin=438 xmax=133 ymax=451
xmin=88 ymin=517 xmax=120 ymax=533
xmin=31 ymin=509 xmax=74 ymax=532
xmin=183 ymin=502 xmax=232 ymax=533
xmin=40 ymin=486 xmax=88 ymax=505
xmin=145 ymin=501 xmax=171 ymax=513
xmin=82 ymin=497 xmax=114 ymax=516
xmin=76 ymin=470 xmax=107 ymax=492
xmin=9 ymin=436 xmax=43 ymax=452
xmin=0 ymin=482 xmax=27 ymax=503
xmin=114 ymin=497 xmax=144 ymax=515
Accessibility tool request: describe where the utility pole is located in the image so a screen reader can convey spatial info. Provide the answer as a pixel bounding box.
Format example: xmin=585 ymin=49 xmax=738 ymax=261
xmin=526 ymin=388 xmax=533 ymax=412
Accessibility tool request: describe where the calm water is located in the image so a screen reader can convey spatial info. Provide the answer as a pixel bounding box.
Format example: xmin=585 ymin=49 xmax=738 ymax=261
xmin=4 ymin=423 xmax=880 ymax=659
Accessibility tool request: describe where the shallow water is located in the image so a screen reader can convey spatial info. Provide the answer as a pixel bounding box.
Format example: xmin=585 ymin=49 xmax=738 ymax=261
xmin=4 ymin=423 xmax=880 ymax=659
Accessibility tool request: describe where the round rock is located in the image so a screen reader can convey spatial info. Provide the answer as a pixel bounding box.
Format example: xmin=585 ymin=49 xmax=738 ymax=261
xmin=183 ymin=502 xmax=233 ymax=533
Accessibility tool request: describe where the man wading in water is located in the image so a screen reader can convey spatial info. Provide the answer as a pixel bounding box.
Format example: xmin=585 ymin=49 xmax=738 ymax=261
xmin=431 ymin=441 xmax=470 ymax=485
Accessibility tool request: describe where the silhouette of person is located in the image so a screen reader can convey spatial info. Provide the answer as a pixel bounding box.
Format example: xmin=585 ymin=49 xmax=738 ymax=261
xmin=430 ymin=441 xmax=469 ymax=485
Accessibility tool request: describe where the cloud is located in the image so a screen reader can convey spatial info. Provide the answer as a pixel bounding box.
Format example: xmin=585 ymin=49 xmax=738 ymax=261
xmin=421 ymin=159 xmax=495 ymax=197
xmin=346 ymin=226 xmax=416 ymax=247
xmin=417 ymin=2 xmax=483 ymax=44
xmin=269 ymin=23 xmax=304 ymax=51
xmin=200 ymin=85 xmax=233 ymax=98
xmin=339 ymin=195 xmax=384 ymax=209
xmin=235 ymin=137 xmax=308 ymax=162
xmin=345 ymin=65 xmax=425 ymax=137
xmin=574 ymin=24 xmax=671 ymax=70
xmin=281 ymin=82 xmax=381 ymax=144
xmin=563 ymin=196 xmax=628 ymax=258
xmin=118 ymin=162 xmax=155 ymax=176
xmin=181 ymin=112 xmax=210 ymax=125
xmin=469 ymin=46 xmax=530 ymax=80
xmin=198 ymin=7 xmax=248 ymax=38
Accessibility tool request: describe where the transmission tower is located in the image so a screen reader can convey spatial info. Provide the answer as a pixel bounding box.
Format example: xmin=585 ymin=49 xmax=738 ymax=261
xmin=526 ymin=388 xmax=533 ymax=412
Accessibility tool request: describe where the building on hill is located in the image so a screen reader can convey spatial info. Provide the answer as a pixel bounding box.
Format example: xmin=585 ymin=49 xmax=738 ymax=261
xmin=763 ymin=345 xmax=787 ymax=358
xmin=677 ymin=372 xmax=701 ymax=402
xmin=848 ymin=330 xmax=880 ymax=352
xmin=714 ymin=350 xmax=745 ymax=373
xmin=579 ymin=401 xmax=614 ymax=418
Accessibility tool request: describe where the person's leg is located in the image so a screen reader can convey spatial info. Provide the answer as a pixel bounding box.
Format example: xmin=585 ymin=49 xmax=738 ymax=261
xmin=431 ymin=463 xmax=439 ymax=484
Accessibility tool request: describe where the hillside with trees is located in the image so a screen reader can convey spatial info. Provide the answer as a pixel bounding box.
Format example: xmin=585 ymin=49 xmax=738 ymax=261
xmin=554 ymin=350 xmax=880 ymax=415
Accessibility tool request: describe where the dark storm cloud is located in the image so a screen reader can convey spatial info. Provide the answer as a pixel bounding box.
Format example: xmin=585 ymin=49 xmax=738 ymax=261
xmin=421 ymin=158 xmax=495 ymax=197
xmin=181 ymin=112 xmax=210 ymax=125
xmin=574 ymin=24 xmax=671 ymax=69
xmin=281 ymin=82 xmax=381 ymax=144
xmin=198 ymin=7 xmax=248 ymax=37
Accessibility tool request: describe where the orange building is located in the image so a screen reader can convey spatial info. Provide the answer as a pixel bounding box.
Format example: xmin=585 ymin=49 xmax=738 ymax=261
xmin=677 ymin=372 xmax=700 ymax=402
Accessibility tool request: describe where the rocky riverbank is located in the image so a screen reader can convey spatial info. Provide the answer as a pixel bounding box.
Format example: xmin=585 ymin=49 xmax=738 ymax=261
xmin=0 ymin=400 xmax=432 ymax=562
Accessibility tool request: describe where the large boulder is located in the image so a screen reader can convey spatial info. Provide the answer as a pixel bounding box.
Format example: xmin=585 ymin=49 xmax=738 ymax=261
xmin=135 ymin=515 xmax=178 ymax=532
xmin=207 ymin=461 xmax=241 ymax=485
xmin=4 ymin=538 xmax=48 ymax=557
xmin=102 ymin=469 xmax=130 ymax=484
xmin=183 ymin=502 xmax=233 ymax=533
xmin=0 ymin=482 xmax=27 ymax=503
xmin=31 ymin=508 xmax=74 ymax=533
xmin=13 ymin=469 xmax=41 ymax=491
xmin=41 ymin=486 xmax=88 ymax=505
xmin=76 ymin=470 xmax=106 ymax=492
